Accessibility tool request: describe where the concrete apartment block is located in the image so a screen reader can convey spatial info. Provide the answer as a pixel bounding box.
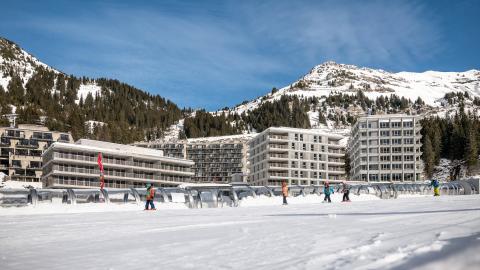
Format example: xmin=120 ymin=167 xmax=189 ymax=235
xmin=42 ymin=139 xmax=194 ymax=188
xmin=0 ymin=124 xmax=73 ymax=184
xmin=249 ymin=127 xmax=346 ymax=186
xmin=347 ymin=114 xmax=423 ymax=182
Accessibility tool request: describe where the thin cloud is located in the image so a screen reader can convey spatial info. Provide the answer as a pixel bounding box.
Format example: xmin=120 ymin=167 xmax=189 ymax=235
xmin=5 ymin=0 xmax=444 ymax=109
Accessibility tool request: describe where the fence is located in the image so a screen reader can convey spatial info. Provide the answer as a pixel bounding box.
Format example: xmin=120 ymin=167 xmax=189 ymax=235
xmin=0 ymin=180 xmax=477 ymax=208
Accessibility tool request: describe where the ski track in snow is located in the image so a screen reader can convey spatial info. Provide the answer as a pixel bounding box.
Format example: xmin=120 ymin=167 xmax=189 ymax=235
xmin=0 ymin=195 xmax=480 ymax=270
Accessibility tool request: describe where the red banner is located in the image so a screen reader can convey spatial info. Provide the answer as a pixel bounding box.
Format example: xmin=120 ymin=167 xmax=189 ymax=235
xmin=97 ymin=153 xmax=105 ymax=189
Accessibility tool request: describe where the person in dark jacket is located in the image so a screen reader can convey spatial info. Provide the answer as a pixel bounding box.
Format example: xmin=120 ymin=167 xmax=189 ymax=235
xmin=342 ymin=182 xmax=350 ymax=202
xmin=145 ymin=183 xmax=156 ymax=210
xmin=282 ymin=181 xmax=288 ymax=205
xmin=323 ymin=182 xmax=334 ymax=203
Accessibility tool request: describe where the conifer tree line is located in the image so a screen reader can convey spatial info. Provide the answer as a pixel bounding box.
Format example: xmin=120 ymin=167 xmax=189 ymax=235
xmin=421 ymin=108 xmax=480 ymax=179
xmin=0 ymin=66 xmax=183 ymax=144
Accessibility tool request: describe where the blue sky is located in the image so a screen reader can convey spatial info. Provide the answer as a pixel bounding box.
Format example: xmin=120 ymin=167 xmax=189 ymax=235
xmin=1 ymin=0 xmax=479 ymax=110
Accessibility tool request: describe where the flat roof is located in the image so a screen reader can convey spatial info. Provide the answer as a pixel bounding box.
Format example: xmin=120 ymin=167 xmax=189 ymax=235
xmin=261 ymin=127 xmax=345 ymax=139
xmin=46 ymin=140 xmax=194 ymax=164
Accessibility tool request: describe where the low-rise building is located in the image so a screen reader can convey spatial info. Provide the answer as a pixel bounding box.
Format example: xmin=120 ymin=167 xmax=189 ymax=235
xmin=42 ymin=139 xmax=194 ymax=188
xmin=0 ymin=124 xmax=73 ymax=183
xmin=138 ymin=134 xmax=253 ymax=183
xmin=347 ymin=114 xmax=423 ymax=182
xmin=249 ymin=127 xmax=346 ymax=186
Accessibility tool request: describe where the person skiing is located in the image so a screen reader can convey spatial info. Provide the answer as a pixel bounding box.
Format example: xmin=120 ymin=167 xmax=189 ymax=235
xmin=145 ymin=183 xmax=156 ymax=210
xmin=281 ymin=181 xmax=288 ymax=205
xmin=323 ymin=182 xmax=334 ymax=203
xmin=431 ymin=179 xmax=440 ymax=197
xmin=342 ymin=181 xmax=350 ymax=202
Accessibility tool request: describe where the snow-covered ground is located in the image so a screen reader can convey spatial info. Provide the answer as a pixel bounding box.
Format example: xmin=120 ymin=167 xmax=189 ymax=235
xmin=1 ymin=195 xmax=479 ymax=270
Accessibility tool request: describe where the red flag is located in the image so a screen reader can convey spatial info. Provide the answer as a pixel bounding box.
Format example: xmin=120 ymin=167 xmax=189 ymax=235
xmin=97 ymin=153 xmax=105 ymax=189
xmin=97 ymin=152 xmax=104 ymax=174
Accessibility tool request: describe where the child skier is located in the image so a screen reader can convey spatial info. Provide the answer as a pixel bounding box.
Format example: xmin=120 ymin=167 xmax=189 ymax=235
xmin=282 ymin=181 xmax=288 ymax=205
xmin=431 ymin=179 xmax=440 ymax=196
xmin=145 ymin=183 xmax=156 ymax=210
xmin=342 ymin=181 xmax=350 ymax=202
xmin=323 ymin=182 xmax=334 ymax=203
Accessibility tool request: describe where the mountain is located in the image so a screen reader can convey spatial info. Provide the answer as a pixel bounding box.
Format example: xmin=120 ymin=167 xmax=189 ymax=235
xmin=229 ymin=61 xmax=480 ymax=115
xmin=0 ymin=37 xmax=183 ymax=143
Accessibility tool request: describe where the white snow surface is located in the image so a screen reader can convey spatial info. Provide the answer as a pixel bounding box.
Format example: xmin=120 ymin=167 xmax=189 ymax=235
xmin=1 ymin=195 xmax=479 ymax=270
xmin=76 ymin=82 xmax=102 ymax=103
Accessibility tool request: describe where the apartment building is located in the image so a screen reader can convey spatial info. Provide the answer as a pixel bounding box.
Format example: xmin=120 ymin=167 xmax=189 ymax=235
xmin=347 ymin=114 xmax=423 ymax=182
xmin=42 ymin=139 xmax=195 ymax=188
xmin=0 ymin=124 xmax=73 ymax=183
xmin=138 ymin=134 xmax=253 ymax=183
xmin=249 ymin=127 xmax=346 ymax=186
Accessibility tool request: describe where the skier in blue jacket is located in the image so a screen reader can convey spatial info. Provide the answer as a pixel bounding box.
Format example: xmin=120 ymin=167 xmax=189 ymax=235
xmin=431 ymin=179 xmax=440 ymax=196
xmin=323 ymin=182 xmax=334 ymax=203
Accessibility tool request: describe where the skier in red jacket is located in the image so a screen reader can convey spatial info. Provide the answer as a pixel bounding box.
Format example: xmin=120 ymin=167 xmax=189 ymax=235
xmin=145 ymin=183 xmax=156 ymax=210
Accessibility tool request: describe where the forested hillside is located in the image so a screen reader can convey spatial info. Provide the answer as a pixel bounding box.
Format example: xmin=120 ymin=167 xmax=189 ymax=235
xmin=0 ymin=37 xmax=182 ymax=143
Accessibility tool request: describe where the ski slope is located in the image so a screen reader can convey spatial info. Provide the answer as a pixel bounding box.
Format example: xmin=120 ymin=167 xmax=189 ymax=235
xmin=1 ymin=195 xmax=479 ymax=270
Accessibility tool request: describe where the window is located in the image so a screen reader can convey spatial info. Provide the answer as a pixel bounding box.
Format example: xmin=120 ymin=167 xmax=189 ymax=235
xmin=369 ymin=164 xmax=378 ymax=170
xmin=300 ymin=134 xmax=304 ymax=141
xmin=380 ymin=156 xmax=390 ymax=162
xmin=380 ymin=131 xmax=390 ymax=136
xmin=369 ymin=148 xmax=378 ymax=154
xmin=392 ymin=173 xmax=402 ymax=181
xmin=392 ymin=155 xmax=402 ymax=161
xmin=381 ymin=174 xmax=391 ymax=181
xmin=299 ymin=153 xmax=304 ymax=159
xmin=404 ymin=138 xmax=414 ymax=144
xmin=361 ymin=132 xmax=367 ymax=137
xmin=392 ymin=130 xmax=402 ymax=136
xmin=381 ymin=164 xmax=390 ymax=170
xmin=380 ymin=122 xmax=390 ymax=128
xmin=392 ymin=163 xmax=402 ymax=170
xmin=392 ymin=139 xmax=402 ymax=145
xmin=313 ymin=136 xmax=318 ymax=143
xmin=291 ymin=142 xmax=295 ymax=149
xmin=369 ymin=174 xmax=378 ymax=181
xmin=313 ymin=154 xmax=318 ymax=161
xmin=302 ymin=162 xmax=307 ymax=169
xmin=404 ymin=147 xmax=414 ymax=153
xmin=392 ymin=147 xmax=402 ymax=153
xmin=391 ymin=122 xmax=401 ymax=128
xmin=291 ymin=161 xmax=297 ymax=168
xmin=294 ymin=134 xmax=298 ymax=141
xmin=310 ymin=163 xmax=315 ymax=169
xmin=380 ymin=139 xmax=390 ymax=145
xmin=294 ymin=152 xmax=298 ymax=159
xmin=403 ymin=130 xmax=413 ymax=136
xmin=303 ymin=144 xmax=306 ymax=150
xmin=404 ymin=155 xmax=414 ymax=161
xmin=369 ymin=131 xmax=378 ymax=137
xmin=404 ymin=163 xmax=414 ymax=170
xmin=310 ymin=145 xmax=314 ymax=151
xmin=380 ymin=147 xmax=390 ymax=153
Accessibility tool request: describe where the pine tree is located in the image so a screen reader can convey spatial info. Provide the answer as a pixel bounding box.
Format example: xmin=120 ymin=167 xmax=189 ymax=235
xmin=466 ymin=125 xmax=478 ymax=173
xmin=423 ymin=135 xmax=435 ymax=178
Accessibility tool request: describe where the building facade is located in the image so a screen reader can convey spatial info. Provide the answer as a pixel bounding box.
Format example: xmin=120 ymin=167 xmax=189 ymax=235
xmin=249 ymin=127 xmax=346 ymax=186
xmin=138 ymin=135 xmax=252 ymax=183
xmin=347 ymin=114 xmax=423 ymax=182
xmin=0 ymin=124 xmax=73 ymax=183
xmin=42 ymin=139 xmax=194 ymax=188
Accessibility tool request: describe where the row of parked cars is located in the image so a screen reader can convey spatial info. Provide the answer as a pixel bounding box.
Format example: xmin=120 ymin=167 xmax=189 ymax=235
xmin=0 ymin=179 xmax=478 ymax=208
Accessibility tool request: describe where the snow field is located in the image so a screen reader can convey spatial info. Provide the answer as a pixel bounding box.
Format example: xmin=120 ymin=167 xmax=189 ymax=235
xmin=0 ymin=195 xmax=479 ymax=270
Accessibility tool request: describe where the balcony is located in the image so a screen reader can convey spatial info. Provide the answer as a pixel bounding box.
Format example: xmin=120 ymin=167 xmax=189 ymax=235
xmin=2 ymin=131 xmax=25 ymax=139
xmin=269 ymin=135 xmax=289 ymax=141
